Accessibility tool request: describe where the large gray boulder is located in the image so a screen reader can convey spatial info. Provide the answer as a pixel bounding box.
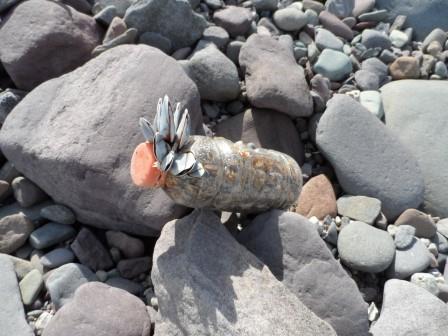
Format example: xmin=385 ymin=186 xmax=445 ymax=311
xmin=382 ymin=80 xmax=448 ymax=218
xmin=316 ymin=94 xmax=424 ymax=220
xmin=152 ymin=210 xmax=337 ymax=336
xmin=0 ymin=45 xmax=204 ymax=236
xmin=215 ymin=108 xmax=305 ymax=165
xmin=370 ymin=279 xmax=448 ymax=335
xmin=239 ymin=34 xmax=313 ymax=118
xmin=124 ymin=0 xmax=207 ymax=50
xmin=43 ymin=282 xmax=151 ymax=336
xmin=0 ymin=0 xmax=103 ymax=90
xmin=238 ymin=210 xmax=369 ymax=336
xmin=0 ymin=255 xmax=34 ymax=336
xmin=376 ymin=0 xmax=448 ymax=41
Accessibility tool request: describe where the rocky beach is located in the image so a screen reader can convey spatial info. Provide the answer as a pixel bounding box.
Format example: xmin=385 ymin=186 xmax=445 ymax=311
xmin=0 ymin=0 xmax=448 ymax=335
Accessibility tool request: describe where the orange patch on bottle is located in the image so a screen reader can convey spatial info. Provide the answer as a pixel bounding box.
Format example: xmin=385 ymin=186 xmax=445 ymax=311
xmin=131 ymin=142 xmax=164 ymax=188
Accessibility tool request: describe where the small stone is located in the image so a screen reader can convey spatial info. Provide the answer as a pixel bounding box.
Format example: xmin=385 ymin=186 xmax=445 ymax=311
xmin=103 ymin=17 xmax=127 ymax=44
xmin=387 ymin=238 xmax=432 ymax=279
xmin=315 ymin=28 xmax=344 ymax=51
xmin=273 ymin=7 xmax=308 ymax=31
xmin=19 ymin=269 xmax=43 ymax=306
xmin=389 ymin=56 xmax=420 ymax=80
xmin=106 ymin=231 xmax=144 ymax=259
xmin=0 ymin=213 xmax=34 ymax=254
xmin=438 ymin=218 xmax=448 ymax=238
xmin=304 ymin=8 xmax=319 ymax=26
xmin=319 ymin=10 xmax=354 ymax=41
xmin=106 ymin=276 xmax=144 ymax=295
xmin=325 ymin=0 xmax=354 ymax=18
xmin=389 ymin=30 xmax=409 ymax=48
xmin=11 ymin=177 xmax=48 ymax=208
xmin=110 ymin=247 xmax=121 ymax=263
xmin=338 ymin=221 xmax=395 ymax=273
xmin=226 ymin=40 xmax=244 ymax=65
xmin=45 ymin=263 xmax=96 ymax=310
xmin=361 ymin=29 xmax=391 ymax=50
xmin=352 ymin=0 xmax=375 ymax=17
xmin=252 ymin=0 xmax=278 ymax=11
xmin=354 ymin=70 xmax=379 ymax=90
xmin=94 ymin=5 xmax=117 ymax=26
xmin=92 ymin=28 xmax=138 ymax=57
xmin=314 ymin=49 xmax=353 ymax=81
xmin=427 ymin=41 xmax=443 ymax=57
xmin=337 ymin=195 xmax=381 ymax=225
xmin=40 ymin=204 xmax=76 ymax=225
xmin=202 ymin=26 xmax=230 ymax=49
xmin=34 ymin=311 xmax=53 ymax=335
xmin=434 ymin=61 xmax=448 ymax=78
xmin=368 ymin=302 xmax=379 ymax=322
xmin=71 ymin=228 xmax=114 ymax=271
xmin=40 ymin=248 xmax=75 ymax=269
xmin=0 ymin=89 xmax=24 ymax=124
xmin=96 ymin=270 xmax=108 ymax=282
xmin=138 ymin=32 xmax=172 ymax=54
xmin=213 ymin=6 xmax=253 ymax=37
xmin=359 ymin=90 xmax=384 ymax=119
xmin=394 ymin=225 xmax=416 ymax=250
xmin=361 ymin=57 xmax=388 ymax=83
xmin=358 ymin=9 xmax=388 ymax=22
xmin=303 ymin=0 xmax=325 ymax=13
xmin=296 ymin=174 xmax=337 ymax=220
xmin=410 ymin=273 xmax=440 ymax=296
xmin=29 ymin=223 xmax=76 ymax=250
xmin=395 ymin=209 xmax=437 ymax=238
xmin=422 ymin=28 xmax=447 ymax=52
xmin=117 ymin=257 xmax=151 ymax=279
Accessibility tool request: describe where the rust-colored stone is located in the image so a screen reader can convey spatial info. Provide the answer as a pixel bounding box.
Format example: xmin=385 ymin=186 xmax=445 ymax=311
xmin=296 ymin=174 xmax=337 ymax=219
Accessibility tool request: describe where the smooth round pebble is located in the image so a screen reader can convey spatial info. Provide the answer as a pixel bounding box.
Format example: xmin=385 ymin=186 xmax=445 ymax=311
xmin=387 ymin=238 xmax=432 ymax=279
xmin=273 ymin=8 xmax=308 ymax=31
xmin=394 ymin=225 xmax=416 ymax=249
xmin=40 ymin=248 xmax=75 ymax=269
xmin=40 ymin=204 xmax=76 ymax=225
xmin=313 ymin=49 xmax=353 ymax=81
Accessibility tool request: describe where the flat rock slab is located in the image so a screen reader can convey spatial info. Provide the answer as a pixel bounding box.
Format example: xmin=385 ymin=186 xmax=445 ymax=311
xmin=382 ymin=80 xmax=448 ymax=218
xmin=370 ymin=279 xmax=448 ymax=335
xmin=0 ymin=0 xmax=103 ymax=90
xmin=0 ymin=255 xmax=34 ymax=336
xmin=43 ymin=282 xmax=151 ymax=336
xmin=239 ymin=34 xmax=313 ymax=118
xmin=152 ymin=210 xmax=336 ymax=336
xmin=375 ymin=0 xmax=448 ymax=41
xmin=0 ymin=45 xmax=203 ymax=236
xmin=337 ymin=195 xmax=381 ymax=225
xmin=238 ymin=210 xmax=369 ymax=336
xmin=316 ymin=94 xmax=424 ymax=220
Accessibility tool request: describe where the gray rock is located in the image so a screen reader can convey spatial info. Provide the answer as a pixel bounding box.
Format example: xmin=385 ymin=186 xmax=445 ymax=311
xmin=0 ymin=255 xmax=34 ymax=336
xmin=117 ymin=257 xmax=151 ymax=279
xmin=394 ymin=209 xmax=436 ymax=239
xmin=40 ymin=204 xmax=76 ymax=225
xmin=318 ymin=10 xmax=353 ymax=41
xmin=213 ymin=6 xmax=253 ymax=37
xmin=0 ymin=45 xmax=203 ymax=236
xmin=422 ymin=28 xmax=447 ymax=52
xmin=0 ymin=161 xmax=20 ymax=183
xmin=91 ymin=28 xmax=138 ymax=57
xmin=410 ymin=273 xmax=440 ymax=296
xmin=239 ymin=34 xmax=313 ymax=117
xmin=124 ymin=0 xmax=206 ymax=50
xmin=325 ymin=0 xmax=354 ymax=18
xmin=338 ymin=221 xmax=395 ymax=273
xmin=370 ymin=279 xmax=448 ymax=335
xmin=0 ymin=0 xmax=103 ymax=90
xmin=40 ymin=248 xmax=75 ymax=269
xmin=394 ymin=225 xmax=416 ymax=250
xmin=382 ymin=80 xmax=448 ymax=218
xmin=215 ymin=108 xmax=305 ymax=165
xmin=60 ymin=0 xmax=92 ymax=14
xmin=303 ymin=0 xmax=325 ymax=13
xmin=138 ymin=32 xmax=172 ymax=54
xmin=0 ymin=214 xmax=34 ymax=254
xmin=106 ymin=231 xmax=144 ymax=258
xmin=238 ymin=210 xmax=369 ymax=336
xmin=438 ymin=218 xmax=448 ymax=239
xmin=315 ymin=28 xmax=344 ymax=51
xmin=5 ymin=254 xmax=36 ymax=280
xmin=94 ymin=5 xmax=117 ymax=26
xmin=71 ymin=228 xmax=114 ymax=271
xmin=19 ymin=269 xmax=43 ymax=305
xmin=253 ymin=0 xmax=278 ymax=11
xmin=106 ymin=276 xmax=144 ymax=295
xmin=314 ymin=49 xmax=353 ymax=81
xmin=152 ymin=210 xmax=337 ymax=336
xmin=0 ymin=0 xmax=20 ymax=13
xmin=42 ymin=282 xmax=151 ymax=336
xmin=316 ymin=95 xmax=424 ymax=220
xmin=375 ymin=0 xmax=448 ymax=41
xmin=202 ymin=26 xmax=230 ymax=49
xmin=29 ymin=223 xmax=76 ymax=250
xmin=183 ymin=44 xmax=240 ymax=102
xmin=386 ymin=238 xmax=432 ymax=279
xmin=93 ymin=0 xmax=134 ymax=17
xmin=45 ymin=263 xmax=96 ymax=310
xmin=361 ymin=57 xmax=388 ymax=84
xmin=352 ymin=0 xmax=375 ymax=17
xmin=434 ymin=61 xmax=448 ymax=78
xmin=103 ymin=16 xmax=127 ymax=44
xmin=0 ymin=89 xmax=25 ymax=124
xmin=337 ymin=195 xmax=381 ymax=225
xmin=358 ymin=9 xmax=388 ymax=22
xmin=273 ymin=7 xmax=308 ymax=31
xmin=0 ymin=201 xmax=53 ymax=224
xmin=359 ymin=90 xmax=384 ymax=119
xmin=361 ymin=29 xmax=391 ymax=50
xmin=355 ymin=70 xmax=379 ymax=90
xmin=12 ymin=177 xmax=48 ymax=208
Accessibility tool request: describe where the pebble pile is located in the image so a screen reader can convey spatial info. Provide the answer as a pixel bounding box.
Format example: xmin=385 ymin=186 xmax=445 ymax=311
xmin=0 ymin=0 xmax=447 ymax=335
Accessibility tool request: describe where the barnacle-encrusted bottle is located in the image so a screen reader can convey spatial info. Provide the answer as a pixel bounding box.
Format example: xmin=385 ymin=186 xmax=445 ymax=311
xmin=131 ymin=96 xmax=302 ymax=213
